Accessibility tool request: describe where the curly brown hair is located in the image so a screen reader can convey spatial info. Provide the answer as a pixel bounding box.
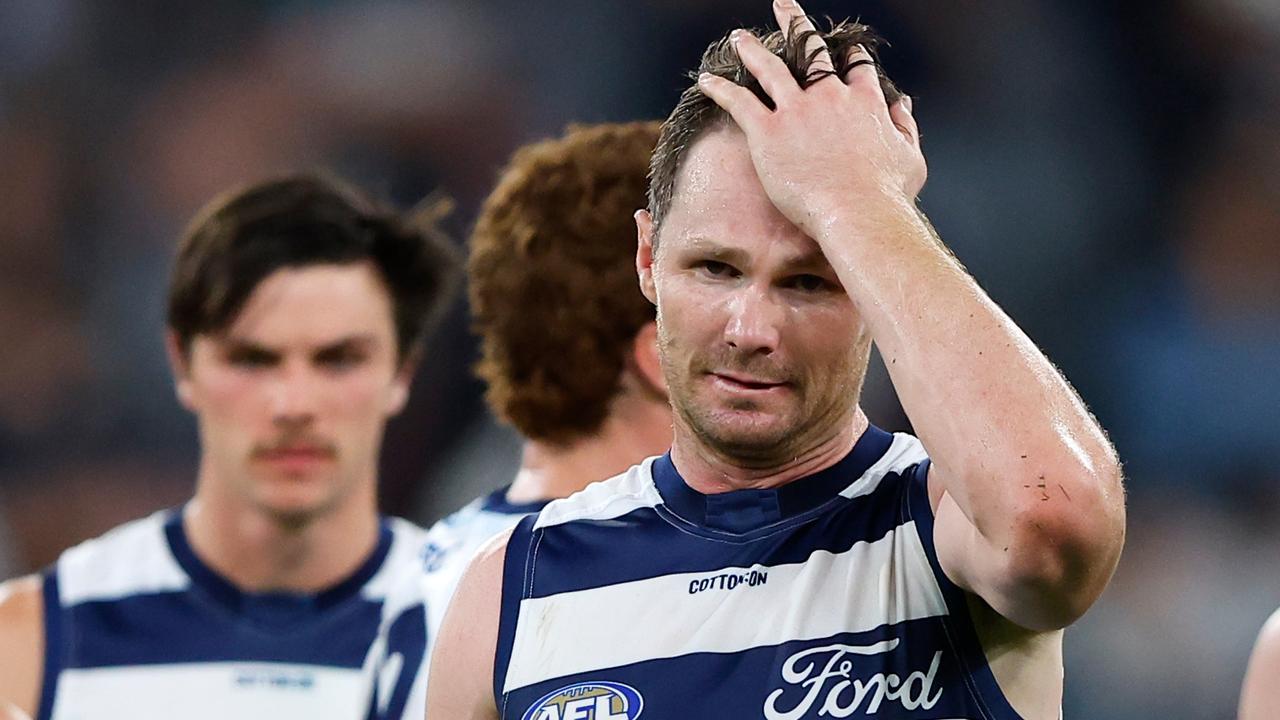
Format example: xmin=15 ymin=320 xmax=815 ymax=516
xmin=649 ymin=18 xmax=903 ymax=234
xmin=470 ymin=122 xmax=660 ymax=444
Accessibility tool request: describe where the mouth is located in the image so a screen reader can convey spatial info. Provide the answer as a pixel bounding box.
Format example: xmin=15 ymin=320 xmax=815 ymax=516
xmin=709 ymin=372 xmax=789 ymax=393
xmin=254 ymin=445 xmax=335 ymax=472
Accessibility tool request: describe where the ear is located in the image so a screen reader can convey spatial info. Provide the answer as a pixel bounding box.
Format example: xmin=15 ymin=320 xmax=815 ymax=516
xmin=635 ymin=209 xmax=658 ymax=305
xmin=629 ymin=321 xmax=667 ymax=398
xmin=386 ymin=348 xmax=419 ymax=415
xmin=165 ymin=330 xmax=197 ymax=412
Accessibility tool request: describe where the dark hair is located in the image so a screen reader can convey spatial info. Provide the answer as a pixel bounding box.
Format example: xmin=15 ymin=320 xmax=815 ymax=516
xmin=469 ymin=122 xmax=660 ymax=444
xmin=649 ymin=18 xmax=902 ymax=231
xmin=166 ymin=173 xmax=459 ymax=360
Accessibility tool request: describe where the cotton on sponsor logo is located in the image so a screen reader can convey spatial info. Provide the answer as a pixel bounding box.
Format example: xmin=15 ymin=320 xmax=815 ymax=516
xmin=520 ymin=681 xmax=644 ymax=720
xmin=763 ymin=640 xmax=943 ymax=719
xmin=687 ymin=568 xmax=768 ymax=594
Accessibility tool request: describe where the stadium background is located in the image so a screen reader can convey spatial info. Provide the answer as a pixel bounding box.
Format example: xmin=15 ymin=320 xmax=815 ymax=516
xmin=1 ymin=1 xmax=1277 ymax=717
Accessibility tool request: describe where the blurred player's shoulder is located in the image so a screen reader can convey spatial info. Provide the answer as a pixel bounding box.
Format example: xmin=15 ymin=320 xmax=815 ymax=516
xmin=0 ymin=575 xmax=43 ymax=718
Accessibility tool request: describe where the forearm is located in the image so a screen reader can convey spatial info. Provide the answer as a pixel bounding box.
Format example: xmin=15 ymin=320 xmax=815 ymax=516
xmin=817 ymin=198 xmax=1123 ymax=556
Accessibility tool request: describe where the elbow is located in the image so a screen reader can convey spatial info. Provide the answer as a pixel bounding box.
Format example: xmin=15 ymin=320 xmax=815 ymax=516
xmin=1001 ymin=466 xmax=1127 ymax=630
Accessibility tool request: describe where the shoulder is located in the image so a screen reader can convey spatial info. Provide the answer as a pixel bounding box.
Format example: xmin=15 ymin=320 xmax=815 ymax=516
xmin=1242 ymin=608 xmax=1280 ymax=719
xmin=533 ymin=458 xmax=662 ymax=530
xmin=0 ymin=575 xmax=44 ymax=715
xmin=0 ymin=575 xmax=43 ymax=634
xmin=54 ymin=511 xmax=186 ymax=607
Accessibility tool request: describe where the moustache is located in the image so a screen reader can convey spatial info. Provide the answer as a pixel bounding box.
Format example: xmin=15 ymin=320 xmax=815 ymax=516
xmin=251 ymin=434 xmax=337 ymax=458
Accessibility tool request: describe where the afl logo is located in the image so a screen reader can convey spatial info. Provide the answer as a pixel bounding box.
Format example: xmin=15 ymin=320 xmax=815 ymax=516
xmin=520 ymin=680 xmax=644 ymax=720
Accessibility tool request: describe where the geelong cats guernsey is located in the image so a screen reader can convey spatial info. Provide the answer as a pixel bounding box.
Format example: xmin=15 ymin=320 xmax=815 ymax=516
xmin=364 ymin=488 xmax=551 ymax=720
xmin=37 ymin=509 xmax=427 ymax=720
xmin=495 ymin=427 xmax=1030 ymax=720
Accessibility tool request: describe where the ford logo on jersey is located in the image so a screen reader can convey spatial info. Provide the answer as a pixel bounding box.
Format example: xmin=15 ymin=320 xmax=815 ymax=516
xmin=520 ymin=681 xmax=644 ymax=720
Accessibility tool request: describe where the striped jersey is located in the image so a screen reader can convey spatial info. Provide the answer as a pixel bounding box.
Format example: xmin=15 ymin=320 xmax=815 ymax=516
xmin=364 ymin=488 xmax=551 ymax=720
xmin=495 ymin=427 xmax=1027 ymax=720
xmin=37 ymin=508 xmax=427 ymax=720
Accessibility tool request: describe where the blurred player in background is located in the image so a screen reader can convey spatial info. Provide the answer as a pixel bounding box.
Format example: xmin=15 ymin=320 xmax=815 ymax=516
xmin=427 ymin=3 xmax=1126 ymax=719
xmin=0 ymin=174 xmax=458 ymax=719
xmin=1239 ymin=608 xmax=1280 ymax=718
xmin=363 ymin=122 xmax=671 ymax=720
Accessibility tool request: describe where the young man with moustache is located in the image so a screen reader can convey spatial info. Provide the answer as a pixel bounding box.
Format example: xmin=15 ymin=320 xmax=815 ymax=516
xmin=364 ymin=122 xmax=672 ymax=720
xmin=426 ymin=3 xmax=1126 ymax=719
xmin=0 ymin=174 xmax=458 ymax=720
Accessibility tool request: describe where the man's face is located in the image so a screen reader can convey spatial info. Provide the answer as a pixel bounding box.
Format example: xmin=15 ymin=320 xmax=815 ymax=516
xmin=171 ymin=262 xmax=411 ymax=522
xmin=637 ymin=127 xmax=869 ymax=466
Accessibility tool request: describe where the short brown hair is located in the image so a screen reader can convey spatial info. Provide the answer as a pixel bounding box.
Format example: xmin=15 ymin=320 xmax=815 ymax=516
xmin=167 ymin=173 xmax=459 ymax=360
xmin=649 ymin=18 xmax=902 ymax=231
xmin=470 ymin=122 xmax=660 ymax=444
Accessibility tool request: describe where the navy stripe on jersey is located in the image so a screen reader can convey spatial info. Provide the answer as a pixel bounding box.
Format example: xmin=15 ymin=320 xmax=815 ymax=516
xmin=523 ymin=464 xmax=912 ymax=600
xmin=479 ymin=487 xmax=553 ymax=516
xmin=164 ymin=515 xmax=393 ymax=620
xmin=495 ymin=513 xmax=539 ymax=709
xmin=653 ymin=426 xmax=894 ymax=535
xmin=37 ymin=572 xmax=62 ymax=720
xmin=63 ymin=591 xmax=382 ymax=668
xmin=504 ymin=618 xmax=991 ymax=719
xmin=904 ymin=460 xmax=1023 ymax=720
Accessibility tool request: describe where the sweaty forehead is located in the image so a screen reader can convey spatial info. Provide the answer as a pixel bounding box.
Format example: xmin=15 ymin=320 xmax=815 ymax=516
xmin=663 ymin=127 xmax=811 ymax=249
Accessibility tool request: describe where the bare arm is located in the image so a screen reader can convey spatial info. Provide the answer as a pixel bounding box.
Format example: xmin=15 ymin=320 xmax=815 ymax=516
xmin=0 ymin=577 xmax=45 ymax=716
xmin=423 ymin=528 xmax=510 ymax=720
xmin=1240 ymin=608 xmax=1280 ymax=720
xmin=0 ymin=703 xmax=32 ymax=720
xmin=698 ymin=1 xmax=1125 ymax=632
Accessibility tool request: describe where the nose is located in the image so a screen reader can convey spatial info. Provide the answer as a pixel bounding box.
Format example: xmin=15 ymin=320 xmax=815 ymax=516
xmin=723 ymin=284 xmax=782 ymax=356
xmin=269 ymin=362 xmax=319 ymax=428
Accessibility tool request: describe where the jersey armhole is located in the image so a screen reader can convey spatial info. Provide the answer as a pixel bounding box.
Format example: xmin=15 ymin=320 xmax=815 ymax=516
xmin=36 ymin=570 xmax=62 ymax=720
xmin=493 ymin=514 xmax=538 ymax=711
xmin=903 ymin=459 xmax=1026 ymax=720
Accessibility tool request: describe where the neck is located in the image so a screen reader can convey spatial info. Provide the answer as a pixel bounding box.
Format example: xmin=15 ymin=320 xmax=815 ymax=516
xmin=184 ymin=462 xmax=380 ymax=594
xmin=671 ymin=407 xmax=869 ymax=494
xmin=506 ymin=394 xmax=671 ymax=504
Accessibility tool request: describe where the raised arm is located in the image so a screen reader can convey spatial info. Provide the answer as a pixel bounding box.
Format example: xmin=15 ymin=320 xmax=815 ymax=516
xmin=1239 ymin=608 xmax=1280 ymax=720
xmin=0 ymin=577 xmax=45 ymax=717
xmin=422 ymin=529 xmax=509 ymax=720
xmin=697 ymin=0 xmax=1125 ymax=632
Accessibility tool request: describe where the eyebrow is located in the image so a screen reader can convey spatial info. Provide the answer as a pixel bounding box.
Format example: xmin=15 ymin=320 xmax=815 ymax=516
xmin=220 ymin=334 xmax=380 ymax=354
xmin=682 ymin=237 xmax=833 ymax=274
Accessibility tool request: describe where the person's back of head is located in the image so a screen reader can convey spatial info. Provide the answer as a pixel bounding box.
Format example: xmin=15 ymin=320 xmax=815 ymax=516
xmin=470 ymin=122 xmax=663 ymax=446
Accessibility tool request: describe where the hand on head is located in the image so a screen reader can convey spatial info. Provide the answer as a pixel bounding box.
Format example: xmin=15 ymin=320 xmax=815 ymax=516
xmin=696 ymin=0 xmax=926 ymax=236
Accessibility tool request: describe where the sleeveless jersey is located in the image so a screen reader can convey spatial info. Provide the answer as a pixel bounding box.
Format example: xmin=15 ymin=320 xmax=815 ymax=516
xmin=38 ymin=509 xmax=427 ymax=720
xmin=364 ymin=488 xmax=551 ymax=720
xmin=495 ymin=427 xmax=1029 ymax=720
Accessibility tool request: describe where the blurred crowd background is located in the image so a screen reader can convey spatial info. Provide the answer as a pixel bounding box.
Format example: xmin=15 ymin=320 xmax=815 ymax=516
xmin=1 ymin=0 xmax=1277 ymax=717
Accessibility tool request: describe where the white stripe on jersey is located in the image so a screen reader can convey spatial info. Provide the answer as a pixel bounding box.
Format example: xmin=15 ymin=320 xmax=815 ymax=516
xmin=533 ymin=457 xmax=662 ymax=530
xmin=57 ymin=511 xmax=189 ymax=606
xmin=840 ymin=433 xmax=930 ymax=499
xmin=360 ymin=517 xmax=431 ymax=602
xmin=52 ymin=664 xmax=366 ymax=720
xmin=503 ymin=519 xmax=946 ymax=693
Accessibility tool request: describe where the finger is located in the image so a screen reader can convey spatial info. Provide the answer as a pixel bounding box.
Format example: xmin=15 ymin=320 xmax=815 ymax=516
xmin=698 ymin=72 xmax=769 ymax=133
xmin=841 ymin=43 xmax=884 ymax=100
xmin=732 ymin=30 xmax=801 ymax=106
xmin=887 ymin=95 xmax=920 ymax=148
xmin=772 ymin=0 xmax=835 ymax=76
